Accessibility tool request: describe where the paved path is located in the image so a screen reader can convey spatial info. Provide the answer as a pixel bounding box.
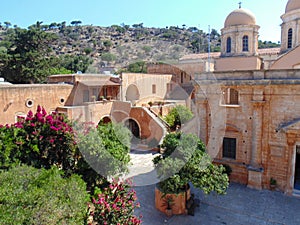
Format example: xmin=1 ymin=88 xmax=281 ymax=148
xmin=129 ymin=149 xmax=300 ymax=225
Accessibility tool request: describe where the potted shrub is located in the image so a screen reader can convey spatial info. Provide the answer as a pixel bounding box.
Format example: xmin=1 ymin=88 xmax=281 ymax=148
xmin=153 ymin=132 xmax=229 ymax=215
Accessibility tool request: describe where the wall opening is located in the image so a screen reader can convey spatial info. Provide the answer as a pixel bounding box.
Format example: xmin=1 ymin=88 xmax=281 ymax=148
xmin=126 ymin=84 xmax=140 ymax=103
xmin=124 ymin=118 xmax=140 ymax=141
xmin=294 ymin=146 xmax=300 ymax=190
xmin=99 ymin=116 xmax=111 ymax=125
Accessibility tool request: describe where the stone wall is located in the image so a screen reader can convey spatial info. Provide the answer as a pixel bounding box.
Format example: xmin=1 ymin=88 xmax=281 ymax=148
xmin=0 ymin=84 xmax=73 ymax=125
xmin=195 ymin=69 xmax=300 ymax=194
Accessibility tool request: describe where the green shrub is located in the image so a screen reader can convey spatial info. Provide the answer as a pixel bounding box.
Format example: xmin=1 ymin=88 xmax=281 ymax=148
xmin=154 ymin=132 xmax=229 ymax=195
xmin=164 ymin=105 xmax=193 ymax=130
xmin=0 ymin=165 xmax=89 ymax=225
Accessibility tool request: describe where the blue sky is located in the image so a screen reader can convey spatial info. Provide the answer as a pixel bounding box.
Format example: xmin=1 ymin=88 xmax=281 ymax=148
xmin=1 ymin=0 xmax=287 ymax=42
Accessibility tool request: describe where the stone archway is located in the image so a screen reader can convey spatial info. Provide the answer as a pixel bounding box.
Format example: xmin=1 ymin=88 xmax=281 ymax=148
xmin=99 ymin=116 xmax=111 ymax=124
xmin=125 ymin=84 xmax=140 ymax=103
xmin=124 ymin=118 xmax=140 ymax=140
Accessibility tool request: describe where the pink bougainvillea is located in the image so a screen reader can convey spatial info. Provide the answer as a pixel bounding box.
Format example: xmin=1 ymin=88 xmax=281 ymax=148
xmin=89 ymin=179 xmax=142 ymax=225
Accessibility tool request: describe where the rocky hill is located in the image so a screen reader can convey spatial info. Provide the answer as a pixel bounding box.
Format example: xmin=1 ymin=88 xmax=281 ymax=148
xmin=0 ymin=23 xmax=221 ymax=72
xmin=0 ymin=22 xmax=279 ymax=73
xmin=52 ymin=24 xmax=223 ymax=72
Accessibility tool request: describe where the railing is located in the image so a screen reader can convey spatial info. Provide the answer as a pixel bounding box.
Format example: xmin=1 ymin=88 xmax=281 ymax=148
xmin=147 ymin=107 xmax=171 ymax=131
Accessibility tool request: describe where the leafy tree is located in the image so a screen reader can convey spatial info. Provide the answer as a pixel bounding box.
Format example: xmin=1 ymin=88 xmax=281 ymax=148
xmin=101 ymin=52 xmax=116 ymax=63
xmin=142 ymin=45 xmax=151 ymax=53
xmin=84 ymin=47 xmax=93 ymax=55
xmin=258 ymin=40 xmax=280 ymax=49
xmin=164 ymin=105 xmax=193 ymax=130
xmin=71 ymin=20 xmax=82 ymax=26
xmin=132 ymin=23 xmax=143 ymax=29
xmin=103 ymin=39 xmax=112 ymax=50
xmin=76 ymin=122 xmax=131 ymax=191
xmin=3 ymin=21 xmax=11 ymax=29
xmin=153 ymin=132 xmax=229 ymax=194
xmin=0 ymin=26 xmax=58 ymax=83
xmin=126 ymin=61 xmax=147 ymax=73
xmin=111 ymin=25 xmax=125 ymax=33
xmin=0 ymin=165 xmax=89 ymax=225
xmin=48 ymin=67 xmax=72 ymax=75
xmin=59 ymin=54 xmax=93 ymax=73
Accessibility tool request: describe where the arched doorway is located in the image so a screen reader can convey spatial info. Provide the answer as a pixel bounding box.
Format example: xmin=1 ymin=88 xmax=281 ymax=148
xmin=126 ymin=84 xmax=140 ymax=103
xmin=99 ymin=116 xmax=111 ymax=125
xmin=124 ymin=118 xmax=140 ymax=140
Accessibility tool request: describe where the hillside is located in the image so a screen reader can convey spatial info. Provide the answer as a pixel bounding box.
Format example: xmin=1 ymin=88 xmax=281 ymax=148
xmin=0 ymin=22 xmax=280 ymax=73
xmin=0 ymin=23 xmax=221 ymax=72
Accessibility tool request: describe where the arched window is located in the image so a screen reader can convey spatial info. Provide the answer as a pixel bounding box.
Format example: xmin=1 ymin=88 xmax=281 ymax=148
xmin=226 ymin=37 xmax=231 ymax=53
xmin=242 ymin=35 xmax=249 ymax=52
xmin=288 ymin=28 xmax=293 ymax=49
xmin=223 ymin=88 xmax=239 ymax=105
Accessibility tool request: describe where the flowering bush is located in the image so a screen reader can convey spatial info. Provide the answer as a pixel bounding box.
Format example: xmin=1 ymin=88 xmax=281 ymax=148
xmin=89 ymin=179 xmax=142 ymax=225
xmin=0 ymin=105 xmax=78 ymax=174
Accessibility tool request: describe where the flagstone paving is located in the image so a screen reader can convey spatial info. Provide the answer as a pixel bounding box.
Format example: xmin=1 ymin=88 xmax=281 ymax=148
xmin=129 ymin=149 xmax=300 ymax=225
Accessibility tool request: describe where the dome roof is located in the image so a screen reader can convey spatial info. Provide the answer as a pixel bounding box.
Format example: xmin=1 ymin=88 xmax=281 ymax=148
xmin=285 ymin=0 xmax=300 ymax=13
xmin=224 ymin=8 xmax=256 ymax=28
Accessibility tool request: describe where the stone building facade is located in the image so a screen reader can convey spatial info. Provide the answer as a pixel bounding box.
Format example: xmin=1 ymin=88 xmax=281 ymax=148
xmin=0 ymin=73 xmax=173 ymax=145
xmin=1 ymin=0 xmax=300 ymax=197
xmin=193 ymin=0 xmax=300 ymax=196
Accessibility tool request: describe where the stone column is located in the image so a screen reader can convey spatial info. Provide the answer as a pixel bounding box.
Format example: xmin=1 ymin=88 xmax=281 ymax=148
xmin=285 ymin=132 xmax=297 ymax=195
xmin=196 ymin=96 xmax=208 ymax=145
xmin=247 ymin=98 xmax=265 ymax=190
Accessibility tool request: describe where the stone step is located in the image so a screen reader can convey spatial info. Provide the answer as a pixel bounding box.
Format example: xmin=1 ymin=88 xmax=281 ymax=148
xmin=292 ymin=189 xmax=300 ymax=198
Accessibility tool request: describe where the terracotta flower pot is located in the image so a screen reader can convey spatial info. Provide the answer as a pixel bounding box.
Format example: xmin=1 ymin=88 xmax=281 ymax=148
xmin=155 ymin=186 xmax=191 ymax=215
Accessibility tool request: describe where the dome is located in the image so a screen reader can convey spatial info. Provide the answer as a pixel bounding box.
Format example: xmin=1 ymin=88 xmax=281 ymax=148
xmin=224 ymin=8 xmax=256 ymax=28
xmin=285 ymin=0 xmax=300 ymax=13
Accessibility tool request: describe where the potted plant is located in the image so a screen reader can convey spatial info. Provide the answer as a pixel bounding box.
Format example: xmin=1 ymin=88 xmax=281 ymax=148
xmin=153 ymin=132 xmax=229 ymax=215
xmin=161 ymin=195 xmax=174 ymax=217
xmin=270 ymin=177 xmax=277 ymax=190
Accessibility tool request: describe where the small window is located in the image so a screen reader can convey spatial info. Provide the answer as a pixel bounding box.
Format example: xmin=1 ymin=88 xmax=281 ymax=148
xmin=242 ymin=35 xmax=249 ymax=52
xmin=15 ymin=113 xmax=26 ymax=123
xmin=223 ymin=88 xmax=239 ymax=105
xmin=226 ymin=37 xmax=231 ymax=53
xmin=223 ymin=137 xmax=236 ymax=159
xmin=92 ymin=88 xmax=99 ymax=98
xmin=152 ymin=84 xmax=156 ymax=94
xmin=59 ymin=98 xmax=65 ymax=104
xmin=25 ymin=99 xmax=34 ymax=108
xmin=181 ymin=72 xmax=184 ymax=83
xmin=288 ymin=28 xmax=293 ymax=49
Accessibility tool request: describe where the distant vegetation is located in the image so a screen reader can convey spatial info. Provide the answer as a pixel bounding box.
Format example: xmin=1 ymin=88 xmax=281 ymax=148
xmin=258 ymin=40 xmax=280 ymax=49
xmin=0 ymin=21 xmax=280 ymax=83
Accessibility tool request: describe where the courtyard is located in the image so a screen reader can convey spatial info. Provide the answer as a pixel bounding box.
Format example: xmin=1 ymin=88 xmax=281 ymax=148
xmin=130 ymin=150 xmax=300 ymax=225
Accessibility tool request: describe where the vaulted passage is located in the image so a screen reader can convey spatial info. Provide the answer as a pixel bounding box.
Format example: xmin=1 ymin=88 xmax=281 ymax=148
xmin=124 ymin=119 xmax=140 ymax=140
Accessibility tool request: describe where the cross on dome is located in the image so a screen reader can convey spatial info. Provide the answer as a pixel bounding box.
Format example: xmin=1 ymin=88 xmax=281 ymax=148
xmin=239 ymin=2 xmax=242 ymax=9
